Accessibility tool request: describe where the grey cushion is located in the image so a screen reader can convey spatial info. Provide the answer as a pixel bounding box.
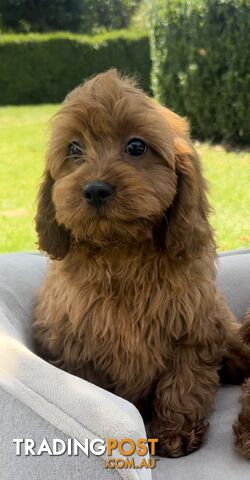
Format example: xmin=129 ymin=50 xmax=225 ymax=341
xmin=0 ymin=251 xmax=249 ymax=480
xmin=217 ymin=250 xmax=250 ymax=320
xmin=0 ymin=253 xmax=150 ymax=480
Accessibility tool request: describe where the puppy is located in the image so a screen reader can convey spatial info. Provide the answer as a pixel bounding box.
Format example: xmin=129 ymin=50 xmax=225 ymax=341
xmin=33 ymin=69 xmax=250 ymax=458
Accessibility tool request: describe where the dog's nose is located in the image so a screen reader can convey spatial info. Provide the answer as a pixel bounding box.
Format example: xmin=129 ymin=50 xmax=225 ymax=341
xmin=82 ymin=181 xmax=113 ymax=207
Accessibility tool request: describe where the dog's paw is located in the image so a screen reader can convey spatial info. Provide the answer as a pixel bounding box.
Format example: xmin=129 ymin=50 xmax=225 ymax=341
xmin=233 ymin=416 xmax=250 ymax=459
xmin=151 ymin=422 xmax=209 ymax=458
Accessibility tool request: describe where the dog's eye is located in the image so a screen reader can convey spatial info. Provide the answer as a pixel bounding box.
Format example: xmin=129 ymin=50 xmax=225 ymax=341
xmin=68 ymin=141 xmax=82 ymax=158
xmin=125 ymin=138 xmax=147 ymax=157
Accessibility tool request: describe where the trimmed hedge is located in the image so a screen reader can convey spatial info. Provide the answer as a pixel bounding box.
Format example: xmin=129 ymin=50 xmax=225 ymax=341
xmin=0 ymin=30 xmax=151 ymax=104
xmin=150 ymin=0 xmax=250 ymax=144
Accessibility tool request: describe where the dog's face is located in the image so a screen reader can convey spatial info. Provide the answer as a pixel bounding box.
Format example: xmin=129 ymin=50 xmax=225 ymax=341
xmin=36 ymin=69 xmax=210 ymax=259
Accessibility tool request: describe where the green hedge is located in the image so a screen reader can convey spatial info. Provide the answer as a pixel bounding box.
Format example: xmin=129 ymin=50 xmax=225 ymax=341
xmin=0 ymin=30 xmax=151 ymax=105
xmin=150 ymin=0 xmax=250 ymax=144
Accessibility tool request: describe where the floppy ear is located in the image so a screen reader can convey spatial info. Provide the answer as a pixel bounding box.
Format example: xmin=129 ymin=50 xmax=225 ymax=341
xmin=154 ymin=106 xmax=214 ymax=260
xmin=35 ymin=170 xmax=70 ymax=260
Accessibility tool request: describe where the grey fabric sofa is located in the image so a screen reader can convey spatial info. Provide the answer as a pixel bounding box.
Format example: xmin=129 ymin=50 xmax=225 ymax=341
xmin=0 ymin=250 xmax=249 ymax=480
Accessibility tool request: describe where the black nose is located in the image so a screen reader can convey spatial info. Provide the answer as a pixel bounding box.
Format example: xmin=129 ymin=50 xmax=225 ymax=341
xmin=82 ymin=181 xmax=113 ymax=207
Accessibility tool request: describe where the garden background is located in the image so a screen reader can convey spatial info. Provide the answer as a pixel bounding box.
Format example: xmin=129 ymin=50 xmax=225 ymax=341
xmin=0 ymin=0 xmax=249 ymax=253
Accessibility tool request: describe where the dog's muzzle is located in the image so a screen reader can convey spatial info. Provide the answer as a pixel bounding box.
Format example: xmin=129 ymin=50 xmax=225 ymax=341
xmin=82 ymin=181 xmax=114 ymax=208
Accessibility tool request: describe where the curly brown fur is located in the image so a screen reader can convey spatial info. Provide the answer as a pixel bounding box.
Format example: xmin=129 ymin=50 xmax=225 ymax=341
xmin=33 ymin=69 xmax=249 ymax=458
xmin=233 ymin=312 xmax=250 ymax=458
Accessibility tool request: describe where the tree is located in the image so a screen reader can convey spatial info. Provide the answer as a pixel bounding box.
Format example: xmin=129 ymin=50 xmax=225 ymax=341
xmin=0 ymin=0 xmax=141 ymax=33
xmin=83 ymin=0 xmax=140 ymax=31
xmin=0 ymin=0 xmax=91 ymax=32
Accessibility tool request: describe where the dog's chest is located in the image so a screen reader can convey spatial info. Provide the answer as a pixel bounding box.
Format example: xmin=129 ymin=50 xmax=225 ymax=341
xmin=59 ymin=253 xmax=171 ymax=397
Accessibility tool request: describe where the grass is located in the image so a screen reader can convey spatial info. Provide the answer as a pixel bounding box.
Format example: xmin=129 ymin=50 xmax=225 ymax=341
xmin=0 ymin=105 xmax=249 ymax=253
xmin=0 ymin=105 xmax=55 ymax=252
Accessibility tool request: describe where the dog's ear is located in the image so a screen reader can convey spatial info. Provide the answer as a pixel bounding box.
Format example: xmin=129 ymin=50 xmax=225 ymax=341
xmin=165 ymin=143 xmax=213 ymax=260
xmin=35 ymin=170 xmax=70 ymax=260
xmin=154 ymin=106 xmax=214 ymax=260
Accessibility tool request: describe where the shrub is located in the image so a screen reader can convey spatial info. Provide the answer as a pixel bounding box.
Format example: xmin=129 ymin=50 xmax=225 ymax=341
xmin=149 ymin=0 xmax=250 ymax=144
xmin=0 ymin=30 xmax=151 ymax=104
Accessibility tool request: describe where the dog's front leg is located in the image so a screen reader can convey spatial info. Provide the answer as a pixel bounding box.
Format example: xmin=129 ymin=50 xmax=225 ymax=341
xmin=150 ymin=346 xmax=219 ymax=457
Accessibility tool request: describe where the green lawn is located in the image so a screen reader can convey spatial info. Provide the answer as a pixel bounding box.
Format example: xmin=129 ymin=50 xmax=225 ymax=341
xmin=0 ymin=105 xmax=249 ymax=253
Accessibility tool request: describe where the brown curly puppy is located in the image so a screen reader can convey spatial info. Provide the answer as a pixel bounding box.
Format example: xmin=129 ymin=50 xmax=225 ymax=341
xmin=33 ymin=69 xmax=250 ymax=458
xmin=233 ymin=312 xmax=250 ymax=458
